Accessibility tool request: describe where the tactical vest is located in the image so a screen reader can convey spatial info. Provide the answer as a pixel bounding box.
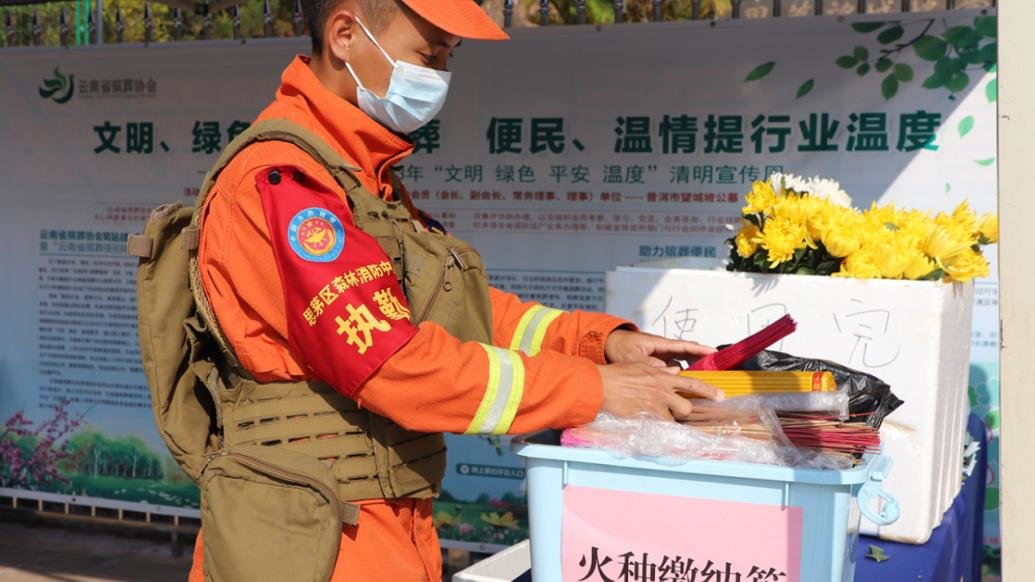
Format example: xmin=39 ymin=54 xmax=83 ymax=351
xmin=131 ymin=119 xmax=494 ymax=581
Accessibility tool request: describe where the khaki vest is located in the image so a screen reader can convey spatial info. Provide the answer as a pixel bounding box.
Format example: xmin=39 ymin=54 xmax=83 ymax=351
xmin=190 ymin=120 xmax=494 ymax=502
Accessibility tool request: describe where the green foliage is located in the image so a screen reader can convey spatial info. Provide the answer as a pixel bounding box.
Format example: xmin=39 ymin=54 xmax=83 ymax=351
xmin=836 ymin=55 xmax=858 ymax=69
xmin=795 ymin=79 xmax=815 ymax=99
xmin=65 ymin=429 xmax=163 ymax=480
xmin=894 ymin=63 xmax=913 ymax=82
xmin=877 ymin=25 xmax=904 ymax=45
xmin=881 ymin=73 xmax=899 ymax=100
xmin=974 ymin=15 xmax=997 ymax=38
xmin=914 ymin=35 xmax=948 ymax=61
xmin=851 ymin=22 xmax=885 ymax=33
xmin=3 ymin=0 xmax=302 ymax=47
xmin=745 ymin=61 xmax=775 ymax=82
xmin=986 ymin=78 xmax=997 ymax=102
xmin=875 ymin=57 xmax=893 ymax=73
xmin=958 ymin=115 xmax=974 ymax=138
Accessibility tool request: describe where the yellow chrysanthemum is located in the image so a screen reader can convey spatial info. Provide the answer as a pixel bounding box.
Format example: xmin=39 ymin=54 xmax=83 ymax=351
xmin=978 ymin=213 xmax=998 ymax=244
xmin=923 ymin=223 xmax=973 ymax=266
xmin=769 ymin=194 xmax=812 ymax=227
xmin=951 ymin=200 xmax=979 ymax=236
xmin=834 ymin=247 xmax=882 ymax=279
xmin=735 ymin=222 xmax=762 ymax=258
xmin=820 ymin=219 xmax=861 ymax=258
xmin=760 ymin=217 xmax=808 ymax=268
xmin=873 ymin=236 xmax=915 ymax=279
xmin=944 ymin=248 xmax=990 ymax=282
xmin=743 ymin=181 xmax=778 ymax=215
xmin=903 ymin=251 xmax=939 ymax=280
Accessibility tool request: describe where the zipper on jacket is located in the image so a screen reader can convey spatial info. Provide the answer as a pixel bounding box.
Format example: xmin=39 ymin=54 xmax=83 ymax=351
xmin=205 ymin=450 xmax=344 ymax=525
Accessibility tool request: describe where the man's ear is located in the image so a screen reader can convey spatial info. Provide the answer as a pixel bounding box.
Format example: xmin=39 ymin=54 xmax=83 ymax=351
xmin=325 ymin=7 xmax=358 ymax=64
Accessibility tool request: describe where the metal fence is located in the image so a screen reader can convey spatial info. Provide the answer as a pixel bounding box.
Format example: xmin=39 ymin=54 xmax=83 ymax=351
xmin=0 ymin=0 xmax=997 ymax=50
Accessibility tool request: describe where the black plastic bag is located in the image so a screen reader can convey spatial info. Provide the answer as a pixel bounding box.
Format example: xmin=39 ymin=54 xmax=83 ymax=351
xmin=729 ymin=348 xmax=904 ymax=429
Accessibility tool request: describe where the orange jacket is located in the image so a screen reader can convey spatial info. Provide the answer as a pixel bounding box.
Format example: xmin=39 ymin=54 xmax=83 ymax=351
xmin=197 ymin=54 xmax=626 ymax=442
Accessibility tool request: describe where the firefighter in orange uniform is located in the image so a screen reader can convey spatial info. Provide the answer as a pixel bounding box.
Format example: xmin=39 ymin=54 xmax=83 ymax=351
xmin=189 ymin=0 xmax=721 ymax=579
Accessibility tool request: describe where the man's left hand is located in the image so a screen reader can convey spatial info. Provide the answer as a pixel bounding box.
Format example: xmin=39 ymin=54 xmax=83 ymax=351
xmin=604 ymin=329 xmax=716 ymax=368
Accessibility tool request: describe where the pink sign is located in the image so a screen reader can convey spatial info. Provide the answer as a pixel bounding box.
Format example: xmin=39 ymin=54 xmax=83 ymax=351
xmin=562 ymin=486 xmax=802 ymax=581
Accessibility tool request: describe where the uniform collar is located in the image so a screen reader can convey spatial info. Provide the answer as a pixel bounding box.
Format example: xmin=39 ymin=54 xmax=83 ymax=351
xmin=275 ymin=55 xmax=413 ymax=197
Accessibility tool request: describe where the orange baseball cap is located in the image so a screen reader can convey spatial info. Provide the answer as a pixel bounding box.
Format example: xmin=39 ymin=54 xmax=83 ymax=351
xmin=400 ymin=0 xmax=510 ymax=40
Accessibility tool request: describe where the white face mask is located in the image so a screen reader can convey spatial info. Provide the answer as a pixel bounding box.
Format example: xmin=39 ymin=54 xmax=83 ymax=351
xmin=344 ymin=17 xmax=451 ymax=135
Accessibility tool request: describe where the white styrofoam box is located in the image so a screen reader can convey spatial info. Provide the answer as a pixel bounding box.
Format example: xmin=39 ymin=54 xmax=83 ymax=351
xmin=605 ymin=258 xmax=973 ymax=544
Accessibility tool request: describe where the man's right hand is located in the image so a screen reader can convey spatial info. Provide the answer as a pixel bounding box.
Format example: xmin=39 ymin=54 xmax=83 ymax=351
xmin=596 ymin=363 xmax=723 ymax=422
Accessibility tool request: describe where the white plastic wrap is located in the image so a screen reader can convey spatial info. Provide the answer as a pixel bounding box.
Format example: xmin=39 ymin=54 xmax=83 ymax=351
xmin=562 ymin=410 xmax=854 ymax=470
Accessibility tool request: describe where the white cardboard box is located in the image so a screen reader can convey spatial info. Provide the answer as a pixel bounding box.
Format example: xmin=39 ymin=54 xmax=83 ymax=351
xmin=605 ymin=258 xmax=973 ymax=544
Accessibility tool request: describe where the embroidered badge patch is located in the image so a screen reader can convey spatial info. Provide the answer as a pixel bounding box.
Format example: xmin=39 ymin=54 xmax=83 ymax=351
xmin=288 ymin=207 xmax=345 ymax=262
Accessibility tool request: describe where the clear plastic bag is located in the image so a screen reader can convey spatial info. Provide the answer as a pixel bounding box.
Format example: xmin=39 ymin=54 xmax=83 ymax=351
xmin=562 ymin=407 xmax=854 ymax=470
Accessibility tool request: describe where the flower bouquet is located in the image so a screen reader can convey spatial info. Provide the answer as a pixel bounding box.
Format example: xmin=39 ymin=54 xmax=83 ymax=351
xmin=726 ymin=173 xmax=998 ymax=282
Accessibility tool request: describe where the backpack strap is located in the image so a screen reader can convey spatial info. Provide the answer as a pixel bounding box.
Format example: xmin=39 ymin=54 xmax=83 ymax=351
xmin=187 ymin=118 xmax=366 ymax=374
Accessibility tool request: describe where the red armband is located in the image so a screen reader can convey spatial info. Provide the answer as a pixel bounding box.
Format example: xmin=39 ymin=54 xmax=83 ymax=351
xmin=256 ymin=166 xmax=418 ymax=397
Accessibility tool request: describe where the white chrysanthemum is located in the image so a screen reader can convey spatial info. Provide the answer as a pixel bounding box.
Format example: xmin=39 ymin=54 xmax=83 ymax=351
xmin=807 ymin=177 xmax=853 ymax=207
xmin=769 ymin=172 xmax=853 ymax=207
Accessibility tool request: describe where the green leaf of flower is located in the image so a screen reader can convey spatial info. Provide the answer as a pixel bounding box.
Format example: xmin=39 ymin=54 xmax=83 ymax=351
xmin=882 ymin=74 xmax=899 ymax=101
xmin=894 ymin=63 xmax=914 ymax=82
xmin=958 ymin=115 xmax=974 ymax=138
xmin=836 ymin=55 xmax=858 ymax=69
xmin=857 ymin=63 xmax=871 ymax=76
xmin=745 ymin=61 xmax=776 ymax=82
xmin=986 ymin=78 xmax=997 ymax=102
xmin=946 ymin=71 xmax=970 ymax=93
xmin=914 ymin=36 xmax=948 ymax=61
xmin=974 ymin=15 xmax=997 ymax=38
xmin=877 ymin=25 xmax=904 ymax=45
xmin=945 ymin=183 xmax=952 ymax=193
xmin=854 ymin=45 xmax=870 ymax=62
xmin=851 ymin=21 xmax=886 ymax=33
xmin=985 ymin=63 xmax=998 ymax=73
xmin=875 ymin=57 xmax=893 ymax=73
xmin=796 ymin=79 xmax=815 ymax=99
xmin=975 ymin=158 xmax=995 ymax=167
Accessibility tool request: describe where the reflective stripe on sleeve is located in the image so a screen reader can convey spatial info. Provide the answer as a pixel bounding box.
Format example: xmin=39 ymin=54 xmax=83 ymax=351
xmin=464 ymin=344 xmax=526 ymax=435
xmin=509 ymin=304 xmax=564 ymax=356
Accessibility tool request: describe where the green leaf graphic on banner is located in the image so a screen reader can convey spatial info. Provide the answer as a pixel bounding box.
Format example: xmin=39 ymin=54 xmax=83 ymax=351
xmin=836 ymin=56 xmax=858 ymax=69
xmin=877 ymin=25 xmax=905 ymax=45
xmin=851 ymin=21 xmax=886 ymax=33
xmin=881 ymin=74 xmax=899 ymax=100
xmin=979 ymin=43 xmax=997 ymax=63
xmin=915 ymin=36 xmax=948 ymax=61
xmin=796 ymin=79 xmax=815 ymax=99
xmin=894 ymin=63 xmax=914 ymax=82
xmin=857 ymin=63 xmax=871 ymax=77
xmin=922 ymin=72 xmax=946 ymax=89
xmin=853 ymin=46 xmax=870 ymax=62
xmin=875 ymin=57 xmax=893 ymax=73
xmin=946 ymin=71 xmax=970 ymax=93
xmin=745 ymin=62 xmax=775 ymax=82
xmin=986 ymin=63 xmax=998 ymax=73
xmin=945 ymin=26 xmax=980 ymax=50
xmin=986 ymin=78 xmax=998 ymax=102
xmin=958 ymin=116 xmax=974 ymax=138
xmin=945 ymin=183 xmax=952 ymax=193
xmin=975 ymin=15 xmax=997 ymax=38
xmin=975 ymin=158 xmax=995 ymax=167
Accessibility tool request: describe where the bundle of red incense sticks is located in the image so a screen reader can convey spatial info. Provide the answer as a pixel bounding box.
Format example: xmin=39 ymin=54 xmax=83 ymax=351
xmin=777 ymin=413 xmax=881 ymax=455
xmin=689 ymin=314 xmax=797 ymax=371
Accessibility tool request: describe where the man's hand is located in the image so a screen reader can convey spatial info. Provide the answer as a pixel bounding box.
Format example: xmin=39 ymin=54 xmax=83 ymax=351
xmin=604 ymin=328 xmax=716 ymax=368
xmin=596 ymin=363 xmax=723 ymax=422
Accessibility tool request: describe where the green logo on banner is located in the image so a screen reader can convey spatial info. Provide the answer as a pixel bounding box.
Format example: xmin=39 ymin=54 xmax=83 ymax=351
xmin=38 ymin=66 xmax=75 ymax=104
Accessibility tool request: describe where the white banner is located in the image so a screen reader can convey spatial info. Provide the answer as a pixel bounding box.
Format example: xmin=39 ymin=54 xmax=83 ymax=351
xmin=0 ymin=9 xmax=999 ymax=548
